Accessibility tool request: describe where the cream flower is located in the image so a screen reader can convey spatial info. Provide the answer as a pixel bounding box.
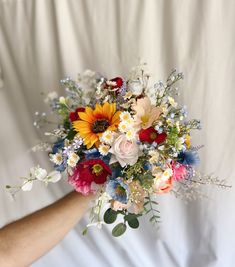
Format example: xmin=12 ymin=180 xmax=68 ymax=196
xmin=22 ymin=180 xmax=33 ymax=191
xmin=148 ymin=150 xmax=159 ymax=164
xmin=67 ymin=152 xmax=80 ymax=167
xmin=110 ymin=200 xmax=131 ymax=211
xmin=30 ymin=166 xmax=47 ymax=181
xmin=132 ymin=96 xmax=161 ymax=129
xmin=123 ymin=91 xmax=133 ymax=100
xmin=47 ymin=171 xmax=62 ymax=183
xmin=129 ymin=180 xmax=146 ymax=214
xmin=168 ymin=96 xmax=177 ymax=107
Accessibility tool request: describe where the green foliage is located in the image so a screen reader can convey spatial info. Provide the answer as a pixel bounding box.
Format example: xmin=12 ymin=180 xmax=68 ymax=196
xmin=122 ymin=158 xmax=146 ymax=180
xmin=104 ymin=208 xmax=118 ymax=224
xmin=112 ymin=223 xmax=127 ymax=237
xmin=138 ymin=172 xmax=154 ymax=189
xmin=82 ymin=227 xmax=88 ymax=236
xmin=66 ymin=129 xmax=77 ymax=141
xmin=144 ymin=195 xmax=161 ymax=225
xmin=122 ymin=158 xmax=154 ymax=189
xmin=166 ymin=126 xmax=179 ymax=145
xmin=124 ymin=214 xmax=139 ymax=229
xmin=63 ymin=118 xmax=71 ymax=129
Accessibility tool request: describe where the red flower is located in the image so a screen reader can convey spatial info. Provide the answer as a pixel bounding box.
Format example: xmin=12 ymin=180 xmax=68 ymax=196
xmin=69 ymin=107 xmax=85 ymax=122
xmin=106 ymin=77 xmax=123 ymax=90
xmin=68 ymin=159 xmax=112 ymax=195
xmin=139 ymin=127 xmax=167 ymax=144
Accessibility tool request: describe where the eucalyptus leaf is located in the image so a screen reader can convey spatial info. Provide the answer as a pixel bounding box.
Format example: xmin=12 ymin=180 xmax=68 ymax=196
xmin=112 ymin=223 xmax=127 ymax=237
xmin=104 ymin=208 xmax=117 ymax=224
xmin=124 ymin=214 xmax=137 ymax=222
xmin=127 ymin=218 xmax=139 ymax=229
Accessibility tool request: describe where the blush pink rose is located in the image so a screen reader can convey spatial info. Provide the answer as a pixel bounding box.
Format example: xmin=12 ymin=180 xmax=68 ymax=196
xmin=109 ymin=134 xmax=140 ymax=167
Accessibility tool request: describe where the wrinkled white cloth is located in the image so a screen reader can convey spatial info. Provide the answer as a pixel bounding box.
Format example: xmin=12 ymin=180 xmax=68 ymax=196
xmin=0 ymin=0 xmax=235 ymax=266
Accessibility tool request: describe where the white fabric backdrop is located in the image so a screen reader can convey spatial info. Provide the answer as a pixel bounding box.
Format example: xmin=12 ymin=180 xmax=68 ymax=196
xmin=1 ymin=0 xmax=235 ymax=266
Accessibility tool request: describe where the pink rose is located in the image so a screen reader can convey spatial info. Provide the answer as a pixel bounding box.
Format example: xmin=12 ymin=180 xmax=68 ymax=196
xmin=109 ymin=134 xmax=140 ymax=167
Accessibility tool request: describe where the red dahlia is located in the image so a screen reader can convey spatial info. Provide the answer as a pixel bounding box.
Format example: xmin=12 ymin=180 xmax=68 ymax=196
xmin=75 ymin=159 xmax=111 ymax=184
xmin=69 ymin=107 xmax=85 ymax=122
xmin=139 ymin=127 xmax=167 ymax=144
xmin=106 ymin=77 xmax=123 ymax=90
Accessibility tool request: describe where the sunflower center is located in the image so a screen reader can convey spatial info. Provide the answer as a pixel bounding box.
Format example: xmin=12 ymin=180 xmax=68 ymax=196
xmin=92 ymin=164 xmax=103 ymax=176
xmin=150 ymin=132 xmax=157 ymax=140
xmin=92 ymin=119 xmax=109 ymax=133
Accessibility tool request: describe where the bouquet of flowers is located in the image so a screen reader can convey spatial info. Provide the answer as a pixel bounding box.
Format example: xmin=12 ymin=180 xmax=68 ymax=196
xmin=7 ymin=64 xmax=230 ymax=237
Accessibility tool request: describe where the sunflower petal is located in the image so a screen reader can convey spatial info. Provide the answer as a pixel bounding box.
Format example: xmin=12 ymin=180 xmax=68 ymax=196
xmin=78 ymin=112 xmax=94 ymax=123
xmin=85 ymin=107 xmax=95 ymax=118
xmin=103 ymin=102 xmax=111 ymax=119
xmin=111 ymin=111 xmax=121 ymax=124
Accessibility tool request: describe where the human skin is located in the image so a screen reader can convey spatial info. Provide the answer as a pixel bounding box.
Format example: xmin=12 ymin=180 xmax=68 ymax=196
xmin=0 ymin=191 xmax=94 ymax=267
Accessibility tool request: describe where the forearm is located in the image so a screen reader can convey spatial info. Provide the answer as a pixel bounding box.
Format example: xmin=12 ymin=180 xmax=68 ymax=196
xmin=0 ymin=191 xmax=93 ymax=267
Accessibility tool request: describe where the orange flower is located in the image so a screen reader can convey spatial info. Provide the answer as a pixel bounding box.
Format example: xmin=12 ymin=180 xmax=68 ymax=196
xmin=156 ymin=177 xmax=173 ymax=194
xmin=73 ymin=102 xmax=121 ymax=149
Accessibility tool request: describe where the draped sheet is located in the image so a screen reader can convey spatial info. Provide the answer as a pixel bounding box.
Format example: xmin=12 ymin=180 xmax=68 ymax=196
xmin=0 ymin=0 xmax=235 ymax=266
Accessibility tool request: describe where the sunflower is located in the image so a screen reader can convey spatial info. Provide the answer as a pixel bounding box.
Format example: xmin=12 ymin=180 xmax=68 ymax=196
xmin=73 ymin=102 xmax=121 ymax=149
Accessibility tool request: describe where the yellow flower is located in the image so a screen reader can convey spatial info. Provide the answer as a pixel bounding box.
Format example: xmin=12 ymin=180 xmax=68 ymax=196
xmin=73 ymin=102 xmax=121 ymax=149
xmin=185 ymin=134 xmax=191 ymax=149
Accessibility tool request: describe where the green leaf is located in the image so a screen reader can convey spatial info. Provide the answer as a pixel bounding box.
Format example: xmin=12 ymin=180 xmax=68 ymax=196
xmin=103 ymin=208 xmax=117 ymax=224
xmin=124 ymin=214 xmax=137 ymax=222
xmin=127 ymin=218 xmax=139 ymax=229
xmin=63 ymin=118 xmax=71 ymax=129
xmin=82 ymin=228 xmax=88 ymax=236
xmin=150 ymin=201 xmax=159 ymax=205
xmin=124 ymin=214 xmax=139 ymax=229
xmin=112 ymin=223 xmax=127 ymax=237
xmin=66 ymin=129 xmax=77 ymax=140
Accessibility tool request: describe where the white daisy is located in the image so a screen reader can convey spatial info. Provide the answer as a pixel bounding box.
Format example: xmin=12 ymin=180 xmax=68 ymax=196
xmin=118 ymin=121 xmax=130 ymax=133
xmin=50 ymin=153 xmax=63 ymax=165
xmin=120 ymin=111 xmax=131 ymax=121
xmin=125 ymin=128 xmax=136 ymax=141
xmin=98 ymin=144 xmax=110 ymax=156
xmin=100 ymin=130 xmax=114 ymax=144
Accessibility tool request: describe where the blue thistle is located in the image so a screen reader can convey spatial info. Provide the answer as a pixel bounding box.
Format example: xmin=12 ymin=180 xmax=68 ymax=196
xmin=177 ymin=150 xmax=200 ymax=166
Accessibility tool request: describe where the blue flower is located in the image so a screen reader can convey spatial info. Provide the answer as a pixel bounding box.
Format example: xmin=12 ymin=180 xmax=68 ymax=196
xmin=84 ymin=148 xmax=111 ymax=165
xmin=177 ymin=150 xmax=200 ymax=166
xmin=84 ymin=148 xmax=100 ymax=159
xmin=110 ymin=165 xmax=122 ymax=179
xmin=106 ymin=178 xmax=129 ymax=204
xmin=52 ymin=139 xmax=64 ymax=154
xmin=54 ymin=162 xmax=66 ymax=172
xmin=143 ymin=161 xmax=151 ymax=171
